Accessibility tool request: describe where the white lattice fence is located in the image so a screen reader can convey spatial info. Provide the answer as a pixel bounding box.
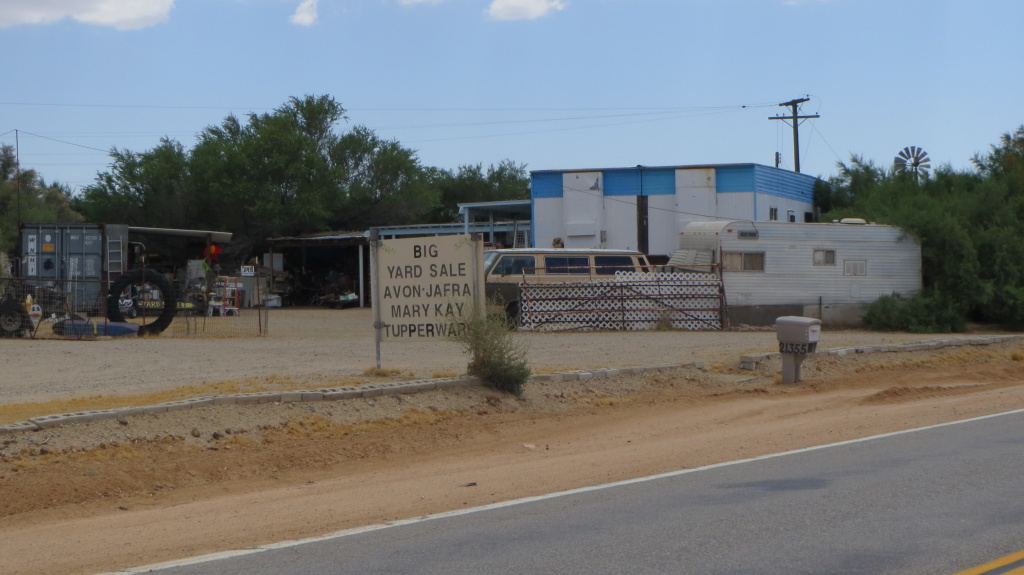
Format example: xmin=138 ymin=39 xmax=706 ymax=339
xmin=519 ymin=271 xmax=723 ymax=331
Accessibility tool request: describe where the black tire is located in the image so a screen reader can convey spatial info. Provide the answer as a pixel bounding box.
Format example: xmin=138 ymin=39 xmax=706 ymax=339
xmin=0 ymin=299 xmax=27 ymax=338
xmin=107 ymin=268 xmax=177 ymax=336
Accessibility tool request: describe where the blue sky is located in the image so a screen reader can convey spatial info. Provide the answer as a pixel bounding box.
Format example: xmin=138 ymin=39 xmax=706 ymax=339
xmin=1 ymin=0 xmax=1021 ymax=195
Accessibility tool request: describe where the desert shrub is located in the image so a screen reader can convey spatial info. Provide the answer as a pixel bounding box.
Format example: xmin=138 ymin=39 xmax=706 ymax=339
xmin=448 ymin=302 xmax=531 ymax=396
xmin=863 ymin=294 xmax=965 ymax=333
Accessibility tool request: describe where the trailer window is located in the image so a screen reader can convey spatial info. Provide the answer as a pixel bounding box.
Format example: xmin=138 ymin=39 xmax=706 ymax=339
xmin=844 ymin=260 xmax=867 ymax=276
xmin=813 ymin=249 xmax=836 ymax=266
xmin=722 ymin=252 xmax=764 ymax=272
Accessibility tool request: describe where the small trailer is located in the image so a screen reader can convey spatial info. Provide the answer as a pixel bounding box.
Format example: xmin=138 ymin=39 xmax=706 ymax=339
xmin=668 ymin=219 xmax=921 ymax=326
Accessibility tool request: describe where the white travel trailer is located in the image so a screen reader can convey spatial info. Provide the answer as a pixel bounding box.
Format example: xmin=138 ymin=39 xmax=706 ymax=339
xmin=670 ymin=219 xmax=921 ymax=326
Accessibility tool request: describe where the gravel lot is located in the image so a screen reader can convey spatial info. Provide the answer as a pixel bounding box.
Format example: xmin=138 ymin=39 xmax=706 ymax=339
xmin=0 ymin=307 xmax=969 ymax=407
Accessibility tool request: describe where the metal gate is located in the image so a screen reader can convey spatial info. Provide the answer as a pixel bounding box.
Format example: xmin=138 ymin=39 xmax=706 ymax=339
xmin=519 ymin=271 xmax=724 ymax=331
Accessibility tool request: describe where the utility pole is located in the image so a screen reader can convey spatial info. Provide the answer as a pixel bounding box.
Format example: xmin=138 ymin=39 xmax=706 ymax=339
xmin=15 ymin=129 xmax=22 ymax=224
xmin=769 ymin=97 xmax=819 ymax=173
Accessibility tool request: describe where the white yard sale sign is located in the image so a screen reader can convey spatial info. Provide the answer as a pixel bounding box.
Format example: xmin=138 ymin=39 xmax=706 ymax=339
xmin=372 ymin=234 xmax=484 ymax=341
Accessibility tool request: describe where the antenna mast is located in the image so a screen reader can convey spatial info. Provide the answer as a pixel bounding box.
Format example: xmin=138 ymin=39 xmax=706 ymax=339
xmin=769 ymin=97 xmax=819 ymax=173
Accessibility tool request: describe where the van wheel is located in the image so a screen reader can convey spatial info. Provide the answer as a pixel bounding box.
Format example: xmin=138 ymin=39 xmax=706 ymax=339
xmin=505 ymin=301 xmax=521 ymax=329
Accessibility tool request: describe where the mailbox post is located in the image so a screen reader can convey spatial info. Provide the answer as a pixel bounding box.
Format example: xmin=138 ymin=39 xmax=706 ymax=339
xmin=775 ymin=316 xmax=822 ymax=384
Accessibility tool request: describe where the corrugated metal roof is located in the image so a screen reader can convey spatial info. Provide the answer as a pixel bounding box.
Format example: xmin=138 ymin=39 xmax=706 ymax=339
xmin=127 ymin=226 xmax=233 ymax=243
xmin=268 ymin=230 xmax=367 ymax=243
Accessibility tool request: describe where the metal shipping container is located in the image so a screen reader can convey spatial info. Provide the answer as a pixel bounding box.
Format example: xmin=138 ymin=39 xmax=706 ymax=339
xmin=19 ymin=223 xmax=130 ymax=314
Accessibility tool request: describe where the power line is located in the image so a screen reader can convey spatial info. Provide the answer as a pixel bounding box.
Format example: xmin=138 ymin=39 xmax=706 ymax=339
xmin=377 ymin=108 xmax=740 ymax=131
xmin=404 ymin=108 xmax=744 ymax=144
xmin=24 ymin=131 xmax=197 ymax=137
xmin=11 ymin=130 xmax=111 ymax=153
xmin=0 ymin=101 xmax=272 ymax=109
xmin=0 ymin=101 xmax=779 ymax=113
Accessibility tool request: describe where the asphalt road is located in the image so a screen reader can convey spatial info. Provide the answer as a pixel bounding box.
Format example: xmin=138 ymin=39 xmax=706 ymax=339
xmin=144 ymin=410 xmax=1024 ymax=575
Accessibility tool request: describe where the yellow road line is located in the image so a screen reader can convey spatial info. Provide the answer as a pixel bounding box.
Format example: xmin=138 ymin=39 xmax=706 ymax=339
xmin=954 ymin=549 xmax=1024 ymax=575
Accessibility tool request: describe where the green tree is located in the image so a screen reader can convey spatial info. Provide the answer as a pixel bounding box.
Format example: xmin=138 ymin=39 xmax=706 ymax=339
xmin=72 ymin=94 xmax=444 ymax=259
xmin=189 ymin=95 xmax=348 ymax=254
xmin=820 ymin=125 xmax=1024 ymax=331
xmin=73 ymin=138 xmax=194 ymax=229
xmin=327 ymin=126 xmax=437 ymax=229
xmin=1 ymin=145 xmax=83 ymax=254
xmin=426 ymin=160 xmax=530 ymax=223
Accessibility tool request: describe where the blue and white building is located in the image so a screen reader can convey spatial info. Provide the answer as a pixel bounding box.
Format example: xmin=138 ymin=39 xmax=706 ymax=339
xmin=531 ymin=163 xmax=818 ymax=258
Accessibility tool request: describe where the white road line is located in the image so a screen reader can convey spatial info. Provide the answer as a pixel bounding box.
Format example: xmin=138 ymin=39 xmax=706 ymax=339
xmin=97 ymin=407 xmax=1024 ymax=575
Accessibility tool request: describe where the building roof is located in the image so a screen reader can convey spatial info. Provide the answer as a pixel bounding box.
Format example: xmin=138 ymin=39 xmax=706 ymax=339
xmin=268 ymin=231 xmax=368 ymax=247
xmin=457 ymin=199 xmax=531 ymax=220
xmin=127 ymin=226 xmax=233 ymax=244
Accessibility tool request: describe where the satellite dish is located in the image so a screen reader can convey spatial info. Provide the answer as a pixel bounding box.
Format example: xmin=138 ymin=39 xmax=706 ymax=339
xmin=894 ymin=146 xmax=931 ymax=181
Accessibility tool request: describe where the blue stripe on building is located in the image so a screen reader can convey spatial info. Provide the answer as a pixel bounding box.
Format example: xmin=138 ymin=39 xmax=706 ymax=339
xmin=602 ymin=168 xmax=676 ymax=196
xmin=752 ymin=164 xmax=816 ymax=202
xmin=715 ymin=165 xmax=757 ymax=192
xmin=531 ymin=172 xmax=563 ymax=198
xmin=603 ymin=170 xmax=638 ymax=196
xmin=531 ymin=164 xmax=816 ymax=201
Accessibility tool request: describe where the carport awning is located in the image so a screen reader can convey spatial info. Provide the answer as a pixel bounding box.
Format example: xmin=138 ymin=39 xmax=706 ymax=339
xmin=458 ymin=199 xmax=531 ymax=220
xmin=268 ymin=231 xmax=368 ymax=247
xmin=128 ymin=226 xmax=233 ymax=244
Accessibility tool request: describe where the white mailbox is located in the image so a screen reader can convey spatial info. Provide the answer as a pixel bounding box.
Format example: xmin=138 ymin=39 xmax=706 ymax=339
xmin=775 ymin=316 xmax=822 ymax=384
xmin=776 ymin=316 xmax=821 ymax=354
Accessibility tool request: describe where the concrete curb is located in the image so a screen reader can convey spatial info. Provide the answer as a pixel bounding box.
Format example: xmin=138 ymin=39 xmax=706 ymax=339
xmin=3 ymin=335 xmax=1020 ymax=435
xmin=738 ymin=334 xmax=1024 ymax=371
xmin=3 ymin=376 xmax=485 ymax=435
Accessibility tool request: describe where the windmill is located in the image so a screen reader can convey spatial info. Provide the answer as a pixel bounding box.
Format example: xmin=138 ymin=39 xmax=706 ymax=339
xmin=894 ymin=146 xmax=931 ymax=181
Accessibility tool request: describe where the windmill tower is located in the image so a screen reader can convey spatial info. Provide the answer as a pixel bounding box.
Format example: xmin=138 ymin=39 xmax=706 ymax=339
xmin=893 ymin=146 xmax=931 ymax=182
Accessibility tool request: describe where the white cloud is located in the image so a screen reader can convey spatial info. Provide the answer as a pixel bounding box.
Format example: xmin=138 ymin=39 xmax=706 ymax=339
xmin=487 ymin=0 xmax=566 ymax=21
xmin=398 ymin=0 xmax=447 ymax=5
xmin=0 ymin=0 xmax=174 ymax=30
xmin=291 ymin=0 xmax=318 ymax=26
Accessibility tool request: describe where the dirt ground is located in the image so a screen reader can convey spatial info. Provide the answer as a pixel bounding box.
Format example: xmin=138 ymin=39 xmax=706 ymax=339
xmin=2 ymin=308 xmax=1023 ymax=575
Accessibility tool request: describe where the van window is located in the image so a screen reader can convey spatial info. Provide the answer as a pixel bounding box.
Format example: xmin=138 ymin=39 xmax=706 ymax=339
xmin=492 ymin=255 xmax=536 ymax=276
xmin=594 ymin=255 xmax=636 ymax=275
xmin=545 ymin=256 xmax=590 ymax=275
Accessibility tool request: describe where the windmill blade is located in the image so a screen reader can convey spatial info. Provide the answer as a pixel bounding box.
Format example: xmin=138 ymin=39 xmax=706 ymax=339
xmin=895 ymin=146 xmax=931 ymax=178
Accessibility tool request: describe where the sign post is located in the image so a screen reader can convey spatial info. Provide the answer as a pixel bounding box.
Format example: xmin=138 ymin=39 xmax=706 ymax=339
xmin=371 ymin=233 xmax=485 ymax=367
